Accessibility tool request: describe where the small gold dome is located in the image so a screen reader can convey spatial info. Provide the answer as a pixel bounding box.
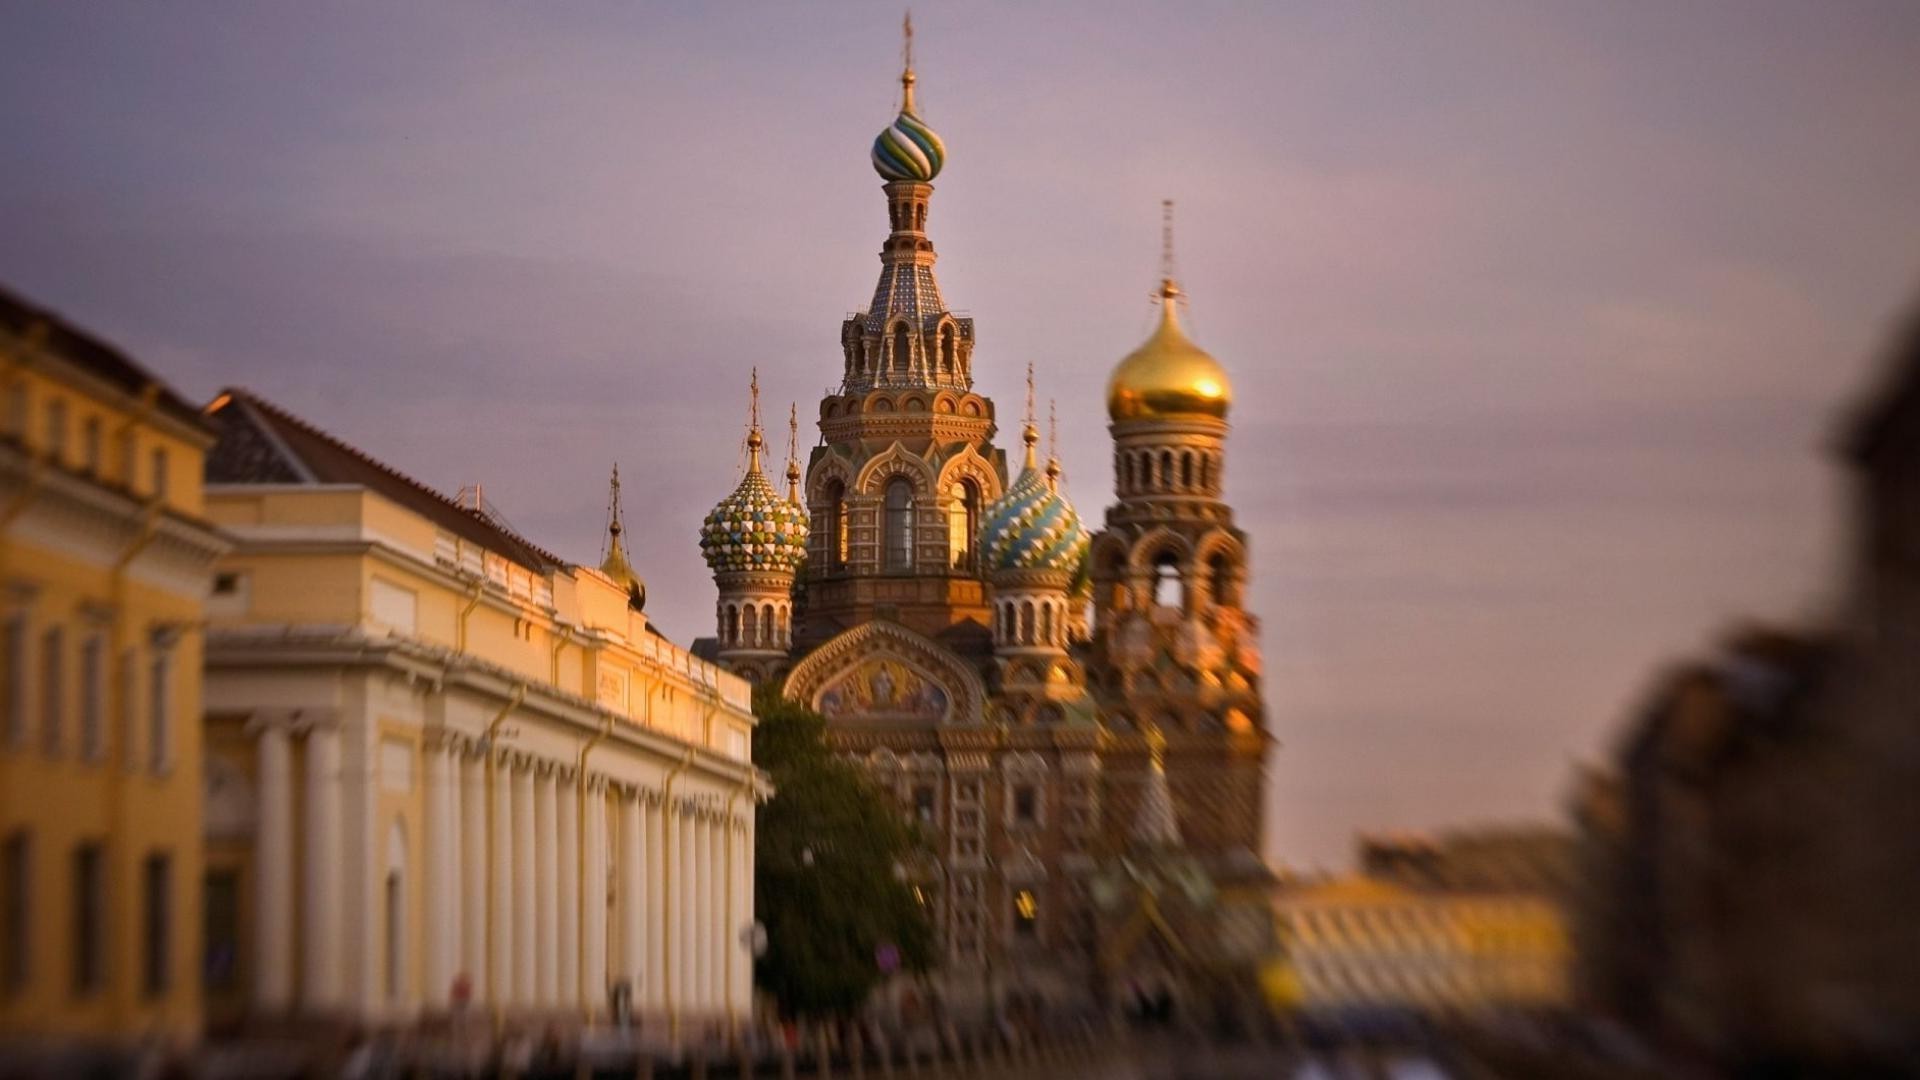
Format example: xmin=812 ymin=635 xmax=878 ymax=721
xmin=1107 ymin=279 xmax=1231 ymax=421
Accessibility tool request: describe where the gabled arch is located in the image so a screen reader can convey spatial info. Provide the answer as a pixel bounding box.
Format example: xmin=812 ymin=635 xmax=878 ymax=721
xmin=782 ymin=621 xmax=990 ymax=725
xmin=855 ymin=441 xmax=938 ymax=497
xmin=1126 ymin=526 xmax=1196 ymax=575
xmin=934 ymin=443 xmax=1004 ymax=504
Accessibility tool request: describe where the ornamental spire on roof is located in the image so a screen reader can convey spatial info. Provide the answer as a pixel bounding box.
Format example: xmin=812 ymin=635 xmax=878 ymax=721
xmin=745 ymin=366 xmax=764 ymax=474
xmin=1046 ymin=398 xmax=1061 ymax=492
xmin=1022 ymin=361 xmax=1039 ymax=471
xmin=785 ymin=402 xmax=802 ymax=502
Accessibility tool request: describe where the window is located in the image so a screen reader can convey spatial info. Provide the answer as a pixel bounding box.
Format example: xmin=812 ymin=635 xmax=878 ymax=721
xmin=1152 ymin=552 xmax=1183 ymax=610
xmin=883 ymin=479 xmax=914 ymax=570
xmin=892 ymin=323 xmax=911 ymax=375
xmin=116 ymin=430 xmax=136 ymax=488
xmin=44 ymin=398 xmax=67 ymax=461
xmin=947 ymin=480 xmax=979 ymax=570
xmin=939 ymin=325 xmax=956 ymax=373
xmin=912 ymin=785 xmax=936 ymax=825
xmin=72 ymin=843 xmax=104 ymax=995
xmin=148 ymin=647 xmax=171 ymax=774
xmin=825 ymin=480 xmax=849 ymax=567
xmin=40 ymin=626 xmax=62 ymax=756
xmin=79 ymin=635 xmax=104 ymax=761
xmin=724 ymin=605 xmax=739 ymax=645
xmin=81 ymin=416 xmax=102 ymax=475
xmin=1012 ymin=784 xmax=1038 ymax=826
xmin=2 ymin=614 xmax=25 ymax=747
xmin=1013 ymin=889 xmax=1039 ymax=938
xmin=2 ymin=831 xmax=27 ymax=992
xmin=150 ymin=447 xmax=169 ymax=500
xmin=142 ymin=853 xmax=171 ymax=996
xmin=3 ymin=381 xmax=25 ymax=439
xmin=203 ymin=869 xmax=240 ymax=994
xmin=1208 ymin=554 xmax=1233 ymax=609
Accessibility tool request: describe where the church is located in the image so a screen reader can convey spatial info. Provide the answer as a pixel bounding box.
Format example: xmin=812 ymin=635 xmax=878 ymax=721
xmin=697 ymin=34 xmax=1274 ymax=1019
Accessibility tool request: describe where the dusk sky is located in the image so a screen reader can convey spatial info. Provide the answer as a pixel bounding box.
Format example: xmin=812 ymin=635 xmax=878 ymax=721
xmin=6 ymin=3 xmax=1919 ymax=868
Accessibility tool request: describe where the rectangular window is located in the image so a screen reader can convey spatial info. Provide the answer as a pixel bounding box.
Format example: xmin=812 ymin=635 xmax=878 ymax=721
xmin=203 ymin=869 xmax=240 ymax=994
xmin=142 ymin=852 xmax=170 ymax=996
xmin=40 ymin=625 xmax=62 ymax=756
xmin=150 ymin=447 xmax=169 ymax=501
xmin=1012 ymin=784 xmax=1038 ymax=826
xmin=117 ymin=430 xmax=136 ymax=489
xmin=148 ymin=649 xmax=171 ymax=774
xmin=44 ymin=398 xmax=67 ymax=461
xmin=79 ymin=635 xmax=104 ymax=762
xmin=72 ymin=843 xmax=104 ymax=995
xmin=912 ymin=785 xmax=937 ymax=825
xmin=2 ymin=614 xmax=25 ymax=747
xmin=81 ymin=416 xmax=102 ymax=475
xmin=120 ymin=647 xmax=140 ymax=772
xmin=3 ymin=381 xmax=25 ymax=439
xmin=3 ymin=831 xmax=28 ymax=992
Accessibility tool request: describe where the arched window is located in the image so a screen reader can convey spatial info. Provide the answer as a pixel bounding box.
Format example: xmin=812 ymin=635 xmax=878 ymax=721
xmin=1209 ymin=554 xmax=1235 ymax=609
xmin=824 ymin=480 xmax=848 ymax=567
xmin=742 ymin=604 xmax=758 ymax=647
xmin=892 ymin=323 xmax=911 ymax=375
xmin=1040 ymin=603 xmax=1054 ymax=645
xmin=1152 ymin=551 xmax=1183 ymax=610
xmin=1159 ymin=450 xmax=1174 ymax=491
xmin=1020 ymin=601 xmax=1036 ymax=645
xmin=1181 ymin=452 xmax=1194 ymax=490
xmin=778 ymin=605 xmax=790 ymax=645
xmin=724 ymin=605 xmax=739 ymax=645
xmin=940 ymin=325 xmax=956 ymax=374
xmin=1199 ymin=454 xmax=1212 ymax=492
xmin=884 ymin=478 xmax=914 ymax=570
xmin=762 ymin=603 xmax=775 ymax=646
xmin=947 ymin=479 xmax=979 ymax=570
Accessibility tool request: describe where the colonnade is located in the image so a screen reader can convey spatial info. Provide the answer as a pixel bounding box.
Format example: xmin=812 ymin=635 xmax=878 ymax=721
xmin=246 ymin=720 xmax=755 ymax=1030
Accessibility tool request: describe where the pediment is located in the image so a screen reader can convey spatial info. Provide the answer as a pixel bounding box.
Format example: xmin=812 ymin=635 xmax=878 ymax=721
xmin=783 ymin=621 xmax=987 ymax=726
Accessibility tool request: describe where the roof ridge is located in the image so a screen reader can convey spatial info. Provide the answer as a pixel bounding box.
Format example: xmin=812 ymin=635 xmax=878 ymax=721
xmin=212 ymin=386 xmax=569 ymax=569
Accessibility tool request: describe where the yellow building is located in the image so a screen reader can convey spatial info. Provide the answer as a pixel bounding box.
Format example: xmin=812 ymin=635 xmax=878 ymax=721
xmin=198 ymin=389 xmax=762 ymax=1039
xmin=0 ymin=287 xmax=228 ymax=1049
xmin=1270 ymin=874 xmax=1571 ymax=1015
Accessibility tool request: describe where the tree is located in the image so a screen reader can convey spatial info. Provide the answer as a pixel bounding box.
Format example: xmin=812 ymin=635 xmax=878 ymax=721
xmin=752 ymin=684 xmax=934 ymax=1019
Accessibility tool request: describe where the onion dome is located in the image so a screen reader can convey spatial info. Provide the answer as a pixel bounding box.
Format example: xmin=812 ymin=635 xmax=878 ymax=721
xmin=871 ymin=49 xmax=945 ymax=182
xmin=700 ymin=424 xmax=810 ymax=576
xmin=980 ymin=422 xmax=1088 ymax=576
xmin=1107 ymin=278 xmax=1232 ymax=422
xmin=599 ymin=465 xmax=646 ymax=611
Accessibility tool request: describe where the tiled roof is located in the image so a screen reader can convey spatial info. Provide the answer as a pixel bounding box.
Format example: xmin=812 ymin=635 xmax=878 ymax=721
xmin=0 ymin=282 xmax=210 ymax=433
xmin=204 ymin=387 xmax=566 ymax=571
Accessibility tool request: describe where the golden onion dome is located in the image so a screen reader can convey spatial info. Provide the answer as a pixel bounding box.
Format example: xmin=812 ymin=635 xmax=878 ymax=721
xmin=1106 ymin=279 xmax=1231 ymax=422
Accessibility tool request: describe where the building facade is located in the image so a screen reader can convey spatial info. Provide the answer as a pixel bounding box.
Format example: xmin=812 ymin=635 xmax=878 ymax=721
xmin=0 ymin=288 xmax=227 ymax=1048
xmin=697 ymin=44 xmax=1272 ymax=1017
xmin=200 ymin=389 xmax=762 ymax=1040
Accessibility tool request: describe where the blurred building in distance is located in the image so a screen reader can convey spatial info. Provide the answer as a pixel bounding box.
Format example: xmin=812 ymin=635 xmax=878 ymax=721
xmin=199 ymin=389 xmax=762 ymax=1040
xmin=0 ymin=287 xmax=228 ymax=1049
xmin=695 ymin=44 xmax=1272 ymax=1020
xmin=1576 ymin=309 xmax=1920 ymax=1071
xmin=1267 ymin=829 xmax=1575 ymax=1018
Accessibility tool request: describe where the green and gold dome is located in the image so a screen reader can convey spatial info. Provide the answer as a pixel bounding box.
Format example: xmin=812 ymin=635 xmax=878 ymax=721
xmin=871 ymin=36 xmax=946 ymax=182
xmin=980 ymin=427 xmax=1088 ymax=577
xmin=1107 ymin=278 xmax=1233 ymax=422
xmin=700 ymin=427 xmax=809 ymax=576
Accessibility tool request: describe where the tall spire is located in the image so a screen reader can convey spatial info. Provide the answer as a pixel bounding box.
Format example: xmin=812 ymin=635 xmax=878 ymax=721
xmin=900 ymin=11 xmax=918 ymax=116
xmin=785 ymin=402 xmax=802 ymax=502
xmin=745 ymin=367 xmax=764 ymax=474
xmin=1159 ymin=197 xmax=1181 ymax=301
xmin=1022 ymin=361 xmax=1039 ymax=471
xmin=1045 ymin=398 xmax=1061 ymax=491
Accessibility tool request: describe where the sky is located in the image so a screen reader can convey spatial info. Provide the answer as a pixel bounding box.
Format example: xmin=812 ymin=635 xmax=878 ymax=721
xmin=4 ymin=2 xmax=1919 ymax=868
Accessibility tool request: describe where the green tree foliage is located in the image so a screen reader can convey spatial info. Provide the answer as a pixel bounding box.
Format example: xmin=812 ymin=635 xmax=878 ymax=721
xmin=752 ymin=684 xmax=934 ymax=1018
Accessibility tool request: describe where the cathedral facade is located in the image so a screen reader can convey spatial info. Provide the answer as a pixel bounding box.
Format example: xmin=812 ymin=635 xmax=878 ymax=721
xmin=700 ymin=45 xmax=1272 ymax=1016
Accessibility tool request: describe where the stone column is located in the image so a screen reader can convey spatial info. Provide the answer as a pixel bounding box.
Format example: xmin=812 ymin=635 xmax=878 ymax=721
xmin=535 ymin=768 xmax=558 ymax=1006
xmin=582 ymin=780 xmax=607 ymax=1013
xmin=423 ymin=739 xmax=453 ymax=1007
xmin=490 ymin=752 xmax=515 ymax=1006
xmin=302 ymin=725 xmax=344 ymax=1009
xmin=709 ymin=818 xmax=725 ymax=1016
xmin=513 ymin=762 xmax=536 ymax=1007
xmin=462 ymin=751 xmax=486 ymax=994
xmin=678 ymin=810 xmax=695 ymax=1018
xmin=621 ymin=792 xmax=645 ymax=1003
xmin=253 ymin=722 xmax=294 ymax=1011
xmin=557 ymin=769 xmax=579 ymax=1009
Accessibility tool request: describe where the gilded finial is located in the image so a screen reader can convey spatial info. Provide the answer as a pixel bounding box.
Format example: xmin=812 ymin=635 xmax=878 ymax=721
xmin=1045 ymin=398 xmax=1061 ymax=491
xmin=745 ymin=368 xmax=764 ymax=472
xmin=900 ymin=11 xmax=918 ymax=115
xmin=785 ymin=402 xmax=802 ymax=501
xmin=1021 ymin=361 xmax=1039 ymax=470
xmin=1158 ymin=198 xmax=1180 ymax=301
xmin=600 ymin=462 xmax=640 ymax=600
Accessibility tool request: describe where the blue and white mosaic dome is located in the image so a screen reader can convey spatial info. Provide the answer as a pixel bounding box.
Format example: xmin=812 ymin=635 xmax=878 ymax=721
xmin=979 ymin=464 xmax=1088 ymax=575
xmin=872 ymin=108 xmax=946 ymax=183
xmin=700 ymin=466 xmax=809 ymax=575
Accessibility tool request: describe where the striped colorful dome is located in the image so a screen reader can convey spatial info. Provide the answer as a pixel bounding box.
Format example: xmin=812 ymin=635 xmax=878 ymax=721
xmin=980 ymin=463 xmax=1087 ymax=576
xmin=872 ymin=108 xmax=946 ymax=183
xmin=700 ymin=465 xmax=809 ymax=575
